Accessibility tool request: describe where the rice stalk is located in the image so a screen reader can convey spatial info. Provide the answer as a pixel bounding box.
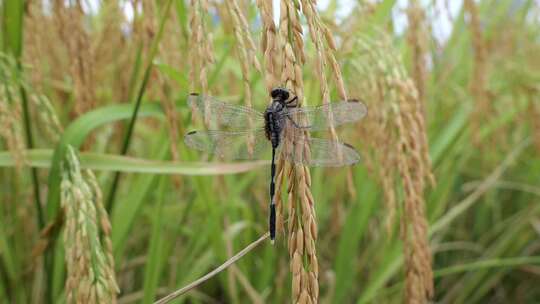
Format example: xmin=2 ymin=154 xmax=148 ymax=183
xmin=406 ymin=0 xmax=428 ymax=108
xmin=23 ymin=0 xmax=68 ymax=98
xmin=302 ymin=0 xmax=347 ymax=101
xmin=91 ymin=1 xmax=131 ymax=105
xmin=188 ymin=0 xmax=215 ymax=95
xmin=31 ymin=94 xmax=63 ymax=143
xmin=1 ymin=52 xmax=62 ymax=149
xmin=395 ymin=78 xmax=434 ymax=304
xmin=300 ymin=0 xmax=334 ymax=134
xmin=464 ymin=0 xmax=489 ymax=142
xmin=53 ymin=1 xmax=96 ymax=117
xmin=0 ymin=98 xmax=26 ymax=219
xmin=61 ymin=146 xmax=119 ymax=303
xmin=135 ymin=0 xmax=169 ymax=106
xmin=226 ymin=0 xmax=261 ymax=96
xmin=22 ymin=0 xmax=48 ymax=90
xmin=0 ymin=61 xmax=25 ymax=170
xmin=255 ymin=0 xmax=280 ymax=92
xmin=226 ymin=0 xmax=261 ymax=150
xmin=157 ymin=74 xmax=182 ymax=186
xmin=278 ymin=1 xmax=318 ymax=303
xmin=300 ymin=0 xmax=356 ymax=198
xmin=347 ymin=33 xmax=434 ymax=303
xmin=141 ymin=0 xmax=158 ymax=48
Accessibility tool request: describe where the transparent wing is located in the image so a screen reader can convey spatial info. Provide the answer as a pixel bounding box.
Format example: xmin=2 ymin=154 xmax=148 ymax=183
xmin=279 ymin=127 xmax=360 ymax=167
xmin=188 ymin=94 xmax=264 ymax=130
xmin=285 ymin=99 xmax=367 ymax=131
xmin=184 ymin=129 xmax=271 ymax=160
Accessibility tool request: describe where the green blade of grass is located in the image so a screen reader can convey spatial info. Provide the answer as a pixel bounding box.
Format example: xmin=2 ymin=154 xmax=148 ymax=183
xmin=434 ymin=255 xmax=540 ymax=278
xmin=356 ymin=245 xmax=403 ymax=304
xmin=332 ymin=168 xmax=378 ymax=303
xmin=0 ymin=149 xmax=267 ymax=175
xmin=142 ymin=176 xmax=168 ymax=303
xmin=429 ymin=102 xmax=471 ymax=166
xmin=0 ymin=224 xmax=16 ymax=286
xmin=1 ymin=0 xmax=24 ymax=57
xmin=174 ymin=0 xmax=189 ymax=41
xmin=111 ymin=138 xmax=169 ymax=257
xmin=363 ymin=253 xmax=540 ymax=301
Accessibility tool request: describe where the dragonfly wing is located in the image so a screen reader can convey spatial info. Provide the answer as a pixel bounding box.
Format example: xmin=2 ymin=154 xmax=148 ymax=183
xmin=188 ymin=94 xmax=264 ymax=130
xmin=184 ymin=129 xmax=271 ymax=161
xmin=279 ymin=132 xmax=360 ymax=167
xmin=285 ymin=99 xmax=367 ymax=131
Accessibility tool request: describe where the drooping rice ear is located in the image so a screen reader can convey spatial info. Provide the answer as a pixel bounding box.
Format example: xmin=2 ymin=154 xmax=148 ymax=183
xmin=348 ymin=33 xmax=435 ymax=303
xmin=62 ymin=146 xmax=119 ymax=304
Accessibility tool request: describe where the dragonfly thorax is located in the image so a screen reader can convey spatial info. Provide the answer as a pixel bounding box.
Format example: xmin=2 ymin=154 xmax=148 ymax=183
xmin=264 ymin=101 xmax=288 ymax=148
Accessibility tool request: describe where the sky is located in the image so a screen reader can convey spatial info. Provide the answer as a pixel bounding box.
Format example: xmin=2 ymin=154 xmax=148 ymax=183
xmin=79 ymin=0 xmax=464 ymax=42
xmin=276 ymin=0 xmax=463 ymax=42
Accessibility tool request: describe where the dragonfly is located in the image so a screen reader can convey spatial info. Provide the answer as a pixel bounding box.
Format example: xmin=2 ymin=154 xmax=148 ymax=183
xmin=184 ymin=87 xmax=367 ymax=243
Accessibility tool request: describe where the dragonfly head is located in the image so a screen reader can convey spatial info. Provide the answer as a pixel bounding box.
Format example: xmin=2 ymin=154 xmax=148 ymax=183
xmin=270 ymin=87 xmax=290 ymax=103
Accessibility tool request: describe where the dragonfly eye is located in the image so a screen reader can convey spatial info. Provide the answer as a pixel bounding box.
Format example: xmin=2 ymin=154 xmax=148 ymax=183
xmin=270 ymin=87 xmax=290 ymax=101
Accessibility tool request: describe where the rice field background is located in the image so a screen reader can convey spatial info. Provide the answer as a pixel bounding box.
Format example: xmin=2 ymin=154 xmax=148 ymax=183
xmin=1 ymin=0 xmax=539 ymax=303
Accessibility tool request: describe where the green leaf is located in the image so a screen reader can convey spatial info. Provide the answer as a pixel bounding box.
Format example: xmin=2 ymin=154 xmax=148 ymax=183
xmin=333 ymin=168 xmax=378 ymax=303
xmin=429 ymin=103 xmax=471 ymax=166
xmin=1 ymin=0 xmax=24 ymax=57
xmin=0 ymin=149 xmax=267 ymax=175
xmin=434 ymin=256 xmax=540 ymax=278
xmin=357 ymin=245 xmax=403 ymax=304
xmin=142 ymin=177 xmax=168 ymax=303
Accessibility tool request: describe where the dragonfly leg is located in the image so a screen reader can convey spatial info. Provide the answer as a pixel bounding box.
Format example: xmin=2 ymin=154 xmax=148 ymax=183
xmin=285 ymin=96 xmax=298 ymax=108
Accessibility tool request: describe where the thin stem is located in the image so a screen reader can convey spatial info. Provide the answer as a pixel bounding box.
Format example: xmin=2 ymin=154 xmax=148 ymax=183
xmin=154 ymin=233 xmax=269 ymax=304
xmin=19 ymin=77 xmax=44 ymax=229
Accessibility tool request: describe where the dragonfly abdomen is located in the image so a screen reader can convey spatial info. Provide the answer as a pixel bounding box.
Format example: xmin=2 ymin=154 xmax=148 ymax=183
xmin=264 ymin=111 xmax=282 ymax=149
